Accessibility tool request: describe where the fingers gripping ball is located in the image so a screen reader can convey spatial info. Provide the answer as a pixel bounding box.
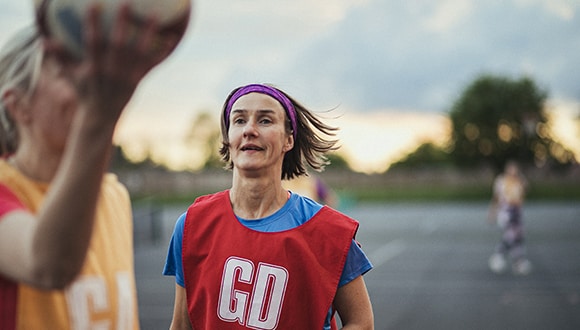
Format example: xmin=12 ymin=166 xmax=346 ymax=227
xmin=35 ymin=0 xmax=191 ymax=59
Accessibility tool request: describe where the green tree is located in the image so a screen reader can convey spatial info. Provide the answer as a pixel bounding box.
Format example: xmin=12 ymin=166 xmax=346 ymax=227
xmin=449 ymin=74 xmax=574 ymax=170
xmin=184 ymin=112 xmax=223 ymax=169
xmin=325 ymin=151 xmax=350 ymax=169
xmin=390 ymin=142 xmax=451 ymax=169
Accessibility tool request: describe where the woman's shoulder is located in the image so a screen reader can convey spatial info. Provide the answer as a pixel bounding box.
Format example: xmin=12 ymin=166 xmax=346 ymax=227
xmin=185 ymin=191 xmax=231 ymax=219
xmin=102 ymin=173 xmax=130 ymax=200
xmin=191 ymin=190 xmax=229 ymax=207
xmin=290 ymin=192 xmax=322 ymax=215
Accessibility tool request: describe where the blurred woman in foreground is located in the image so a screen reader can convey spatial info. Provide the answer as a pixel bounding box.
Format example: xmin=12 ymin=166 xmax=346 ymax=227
xmin=0 ymin=4 xmax=178 ymax=328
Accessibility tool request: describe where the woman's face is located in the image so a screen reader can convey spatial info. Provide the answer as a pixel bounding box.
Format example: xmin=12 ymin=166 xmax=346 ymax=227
xmin=22 ymin=56 xmax=78 ymax=154
xmin=227 ymin=92 xmax=294 ymax=175
xmin=505 ymin=163 xmax=519 ymax=176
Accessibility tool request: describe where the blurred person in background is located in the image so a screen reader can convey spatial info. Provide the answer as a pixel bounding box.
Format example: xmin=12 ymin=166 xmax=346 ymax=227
xmin=0 ymin=4 xmax=177 ymax=328
xmin=164 ymin=83 xmax=374 ymax=329
xmin=488 ymin=160 xmax=532 ymax=275
xmin=283 ymin=173 xmax=340 ymax=209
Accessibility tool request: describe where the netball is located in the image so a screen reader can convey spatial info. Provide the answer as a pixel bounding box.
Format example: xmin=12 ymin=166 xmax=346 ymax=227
xmin=35 ymin=0 xmax=191 ymax=58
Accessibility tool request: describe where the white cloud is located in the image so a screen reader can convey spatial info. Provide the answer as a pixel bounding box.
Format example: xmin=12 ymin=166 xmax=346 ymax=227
xmin=423 ymin=0 xmax=474 ymax=33
xmin=4 ymin=0 xmax=578 ymax=115
xmin=514 ymin=0 xmax=577 ymax=20
xmin=271 ymin=0 xmax=580 ymax=112
xmin=545 ymin=2 xmax=576 ymax=20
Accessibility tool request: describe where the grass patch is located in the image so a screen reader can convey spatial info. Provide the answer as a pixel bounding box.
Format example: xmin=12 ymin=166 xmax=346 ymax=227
xmin=527 ymin=183 xmax=580 ymax=201
xmin=338 ymin=185 xmax=491 ymax=203
xmin=337 ymin=181 xmax=580 ymax=203
xmin=131 ymin=181 xmax=580 ymax=205
xmin=131 ymin=190 xmax=215 ymax=207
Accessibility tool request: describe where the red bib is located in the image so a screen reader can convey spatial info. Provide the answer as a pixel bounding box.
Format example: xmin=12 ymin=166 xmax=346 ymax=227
xmin=182 ymin=191 xmax=358 ymax=329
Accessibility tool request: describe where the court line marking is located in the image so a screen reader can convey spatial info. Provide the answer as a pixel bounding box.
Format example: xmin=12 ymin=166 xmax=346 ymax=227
xmin=368 ymin=239 xmax=406 ymax=268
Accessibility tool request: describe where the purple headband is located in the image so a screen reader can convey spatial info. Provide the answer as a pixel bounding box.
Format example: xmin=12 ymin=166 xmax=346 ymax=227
xmin=224 ymin=84 xmax=297 ymax=139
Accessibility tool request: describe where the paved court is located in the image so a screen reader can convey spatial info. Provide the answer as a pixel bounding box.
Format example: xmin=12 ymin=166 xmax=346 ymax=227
xmin=133 ymin=201 xmax=580 ymax=329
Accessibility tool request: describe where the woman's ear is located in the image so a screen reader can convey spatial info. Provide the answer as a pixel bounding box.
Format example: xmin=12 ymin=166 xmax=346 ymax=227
xmin=2 ymin=89 xmax=31 ymax=123
xmin=283 ymin=134 xmax=294 ymax=152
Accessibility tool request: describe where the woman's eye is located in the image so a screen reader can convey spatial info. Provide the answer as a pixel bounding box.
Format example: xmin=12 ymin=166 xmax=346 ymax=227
xmin=233 ymin=118 xmax=245 ymax=124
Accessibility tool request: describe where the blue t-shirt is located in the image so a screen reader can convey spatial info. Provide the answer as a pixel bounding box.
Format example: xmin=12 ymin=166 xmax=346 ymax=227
xmin=163 ymin=192 xmax=372 ymax=329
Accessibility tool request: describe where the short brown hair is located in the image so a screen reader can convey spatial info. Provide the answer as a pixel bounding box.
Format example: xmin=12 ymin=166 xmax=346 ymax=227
xmin=219 ymin=84 xmax=339 ymax=180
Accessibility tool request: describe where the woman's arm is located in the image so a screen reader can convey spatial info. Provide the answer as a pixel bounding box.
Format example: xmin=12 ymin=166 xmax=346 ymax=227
xmin=334 ymin=275 xmax=374 ymax=329
xmin=170 ymin=284 xmax=193 ymax=330
xmin=0 ymin=4 xmax=172 ymax=289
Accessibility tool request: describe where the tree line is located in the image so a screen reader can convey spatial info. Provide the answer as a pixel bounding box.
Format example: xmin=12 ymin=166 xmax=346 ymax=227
xmin=111 ymin=73 xmax=577 ymax=174
xmin=391 ymin=74 xmax=576 ymax=173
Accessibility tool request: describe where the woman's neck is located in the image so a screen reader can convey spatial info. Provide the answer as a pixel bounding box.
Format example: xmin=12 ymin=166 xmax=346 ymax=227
xmin=230 ymin=173 xmax=288 ymax=220
xmin=9 ymin=147 xmax=60 ymax=182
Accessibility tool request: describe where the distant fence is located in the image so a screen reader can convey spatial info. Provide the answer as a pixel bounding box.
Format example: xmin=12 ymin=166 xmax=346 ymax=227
xmin=115 ymin=166 xmax=580 ymax=201
xmin=132 ymin=198 xmax=165 ymax=246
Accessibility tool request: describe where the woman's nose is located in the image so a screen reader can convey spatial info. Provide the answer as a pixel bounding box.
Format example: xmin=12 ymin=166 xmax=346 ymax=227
xmin=243 ymin=121 xmax=258 ymax=136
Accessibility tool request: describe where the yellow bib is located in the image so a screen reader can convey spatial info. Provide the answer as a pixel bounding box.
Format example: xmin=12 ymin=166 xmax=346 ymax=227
xmin=0 ymin=161 xmax=139 ymax=330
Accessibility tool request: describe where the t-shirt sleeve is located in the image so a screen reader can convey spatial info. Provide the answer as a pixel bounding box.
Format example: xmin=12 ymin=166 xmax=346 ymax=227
xmin=338 ymin=239 xmax=373 ymax=287
xmin=0 ymin=184 xmax=25 ymax=218
xmin=163 ymin=212 xmax=187 ymax=287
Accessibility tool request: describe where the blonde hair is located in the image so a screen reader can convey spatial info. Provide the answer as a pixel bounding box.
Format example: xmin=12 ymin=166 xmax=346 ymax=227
xmin=0 ymin=26 xmax=43 ymax=156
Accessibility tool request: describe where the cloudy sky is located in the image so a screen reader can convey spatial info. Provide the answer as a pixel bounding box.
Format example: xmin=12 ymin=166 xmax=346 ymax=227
xmin=1 ymin=0 xmax=578 ymax=172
